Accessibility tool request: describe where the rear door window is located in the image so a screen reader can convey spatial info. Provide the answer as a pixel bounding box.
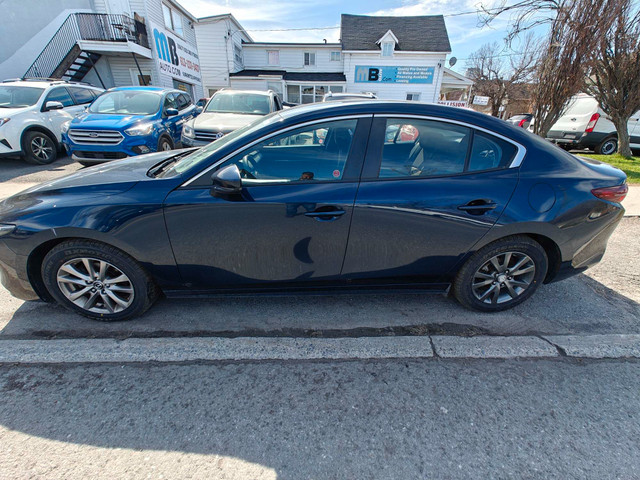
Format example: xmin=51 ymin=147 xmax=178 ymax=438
xmin=378 ymin=118 xmax=471 ymax=178
xmin=177 ymin=93 xmax=191 ymax=110
xmin=68 ymin=87 xmax=95 ymax=105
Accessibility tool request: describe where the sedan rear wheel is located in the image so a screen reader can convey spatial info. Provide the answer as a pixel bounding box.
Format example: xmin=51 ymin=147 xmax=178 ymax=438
xmin=453 ymin=236 xmax=547 ymax=312
xmin=42 ymin=240 xmax=159 ymax=321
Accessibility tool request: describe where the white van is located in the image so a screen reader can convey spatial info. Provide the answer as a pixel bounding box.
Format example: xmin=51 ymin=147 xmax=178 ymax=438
xmin=546 ymin=93 xmax=640 ymax=155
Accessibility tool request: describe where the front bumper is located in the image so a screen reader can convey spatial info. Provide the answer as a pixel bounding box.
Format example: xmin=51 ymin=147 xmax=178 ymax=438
xmin=181 ymin=135 xmax=211 ymax=148
xmin=64 ymin=134 xmax=159 ymax=164
xmin=0 ymin=241 xmax=38 ymax=301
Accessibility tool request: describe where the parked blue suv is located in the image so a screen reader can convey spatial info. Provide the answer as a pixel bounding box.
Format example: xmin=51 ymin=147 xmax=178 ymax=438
xmin=62 ymin=87 xmax=196 ymax=165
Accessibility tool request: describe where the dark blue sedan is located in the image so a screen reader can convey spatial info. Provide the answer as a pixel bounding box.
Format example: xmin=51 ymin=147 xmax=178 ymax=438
xmin=0 ymin=101 xmax=628 ymax=321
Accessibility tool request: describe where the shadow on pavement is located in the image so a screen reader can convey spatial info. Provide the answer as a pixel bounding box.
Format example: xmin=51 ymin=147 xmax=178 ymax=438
xmin=2 ymin=272 xmax=639 ymax=339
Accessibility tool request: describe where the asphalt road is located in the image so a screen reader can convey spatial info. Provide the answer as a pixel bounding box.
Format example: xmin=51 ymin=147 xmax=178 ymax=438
xmin=1 ymin=359 xmax=640 ymax=479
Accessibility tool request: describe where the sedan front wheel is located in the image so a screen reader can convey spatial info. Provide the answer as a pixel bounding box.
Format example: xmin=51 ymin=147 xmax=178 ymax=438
xmin=42 ymin=240 xmax=159 ymax=321
xmin=453 ymin=236 xmax=548 ymax=312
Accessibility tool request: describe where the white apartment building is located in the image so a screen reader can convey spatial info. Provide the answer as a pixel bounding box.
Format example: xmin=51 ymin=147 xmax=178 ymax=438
xmin=195 ymin=13 xmax=472 ymax=105
xmin=1 ymin=0 xmax=204 ymax=100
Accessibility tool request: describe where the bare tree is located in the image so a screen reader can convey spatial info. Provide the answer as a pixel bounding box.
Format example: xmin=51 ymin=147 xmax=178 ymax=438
xmin=466 ymin=35 xmax=538 ymax=117
xmin=585 ymin=0 xmax=640 ymax=157
xmin=481 ymin=0 xmax=615 ymax=137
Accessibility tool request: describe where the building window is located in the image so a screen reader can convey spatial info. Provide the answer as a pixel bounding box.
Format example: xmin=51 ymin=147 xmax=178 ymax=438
xmin=304 ymin=52 xmax=316 ymax=66
xmin=406 ymin=93 xmax=421 ymax=101
xmin=267 ymin=50 xmax=280 ymax=66
xmin=382 ymin=42 xmax=394 ymax=57
xmin=286 ymin=84 xmax=344 ymax=104
xmin=330 ymin=51 xmax=341 ymax=61
xmin=163 ymin=4 xmax=184 ymax=36
xmin=234 ymin=44 xmax=243 ymax=65
xmin=287 ymin=85 xmax=300 ymax=104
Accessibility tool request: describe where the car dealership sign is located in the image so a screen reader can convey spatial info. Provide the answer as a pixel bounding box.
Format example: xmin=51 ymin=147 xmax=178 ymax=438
xmin=355 ymin=66 xmax=435 ymax=84
xmin=149 ymin=21 xmax=202 ymax=85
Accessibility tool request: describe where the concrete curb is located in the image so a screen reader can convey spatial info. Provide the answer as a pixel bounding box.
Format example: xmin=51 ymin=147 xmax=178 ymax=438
xmin=543 ymin=334 xmax=640 ymax=359
xmin=0 ymin=334 xmax=639 ymax=364
xmin=431 ymin=335 xmax=558 ymax=358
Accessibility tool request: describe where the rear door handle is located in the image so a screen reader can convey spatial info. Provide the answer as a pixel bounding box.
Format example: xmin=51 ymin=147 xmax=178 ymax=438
xmin=305 ymin=209 xmax=346 ymax=221
xmin=458 ymin=200 xmax=497 ymax=215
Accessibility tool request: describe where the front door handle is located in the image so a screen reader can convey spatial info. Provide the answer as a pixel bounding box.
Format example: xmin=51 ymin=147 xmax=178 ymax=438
xmin=305 ymin=208 xmax=346 ymax=221
xmin=458 ymin=200 xmax=497 ymax=215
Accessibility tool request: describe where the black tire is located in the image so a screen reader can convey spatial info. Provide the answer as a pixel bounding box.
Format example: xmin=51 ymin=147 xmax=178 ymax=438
xmin=453 ymin=235 xmax=548 ymax=312
xmin=594 ymin=137 xmax=617 ymax=155
xmin=41 ymin=240 xmax=159 ymax=321
xmin=157 ymin=135 xmax=173 ymax=152
xmin=21 ymin=130 xmax=58 ymax=165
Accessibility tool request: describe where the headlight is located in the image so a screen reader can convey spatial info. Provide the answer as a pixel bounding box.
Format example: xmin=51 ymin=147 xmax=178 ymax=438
xmin=182 ymin=124 xmax=195 ymax=138
xmin=125 ymin=123 xmax=155 ymax=136
xmin=0 ymin=224 xmax=16 ymax=237
xmin=0 ymin=118 xmax=10 ymax=128
xmin=61 ymin=121 xmax=71 ymax=134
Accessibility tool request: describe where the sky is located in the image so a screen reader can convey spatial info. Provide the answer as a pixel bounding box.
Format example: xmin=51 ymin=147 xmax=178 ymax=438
xmin=178 ymin=0 xmax=544 ymax=74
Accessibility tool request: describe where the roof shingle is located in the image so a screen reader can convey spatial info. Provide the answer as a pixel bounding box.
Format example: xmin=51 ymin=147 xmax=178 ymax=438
xmin=340 ymin=14 xmax=451 ymax=53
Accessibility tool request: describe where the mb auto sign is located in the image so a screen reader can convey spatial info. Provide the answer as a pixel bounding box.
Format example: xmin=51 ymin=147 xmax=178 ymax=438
xmin=354 ymin=66 xmax=435 ymax=84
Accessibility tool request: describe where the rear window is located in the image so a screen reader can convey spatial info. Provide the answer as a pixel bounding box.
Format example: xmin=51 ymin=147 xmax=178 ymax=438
xmin=564 ymin=97 xmax=599 ymax=116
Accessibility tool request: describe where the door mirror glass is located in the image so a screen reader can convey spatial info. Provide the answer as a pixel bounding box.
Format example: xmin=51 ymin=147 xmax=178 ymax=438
xmin=165 ymin=108 xmax=179 ymax=116
xmin=44 ymin=101 xmax=64 ymax=111
xmin=211 ymin=164 xmax=242 ymax=195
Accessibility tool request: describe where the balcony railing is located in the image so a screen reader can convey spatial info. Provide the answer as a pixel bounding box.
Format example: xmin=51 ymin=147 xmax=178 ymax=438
xmin=25 ymin=13 xmax=150 ymax=79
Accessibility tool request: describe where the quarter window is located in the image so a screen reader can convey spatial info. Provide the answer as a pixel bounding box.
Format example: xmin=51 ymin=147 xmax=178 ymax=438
xmin=468 ymin=132 xmax=517 ymax=172
xmin=216 ymin=119 xmax=358 ymax=184
xmin=379 ymin=118 xmax=471 ymax=178
xmin=44 ymin=87 xmax=74 ymax=108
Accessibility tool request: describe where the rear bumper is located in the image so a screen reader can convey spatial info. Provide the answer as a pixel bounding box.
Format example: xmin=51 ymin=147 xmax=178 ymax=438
xmin=546 ymin=131 xmax=611 ymax=149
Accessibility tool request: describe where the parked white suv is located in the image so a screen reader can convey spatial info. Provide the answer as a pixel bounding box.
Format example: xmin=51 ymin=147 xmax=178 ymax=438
xmin=546 ymin=93 xmax=640 ymax=155
xmin=0 ymin=79 xmax=104 ymax=164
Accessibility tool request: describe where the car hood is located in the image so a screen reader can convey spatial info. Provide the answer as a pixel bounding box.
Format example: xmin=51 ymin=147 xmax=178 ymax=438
xmin=70 ymin=112 xmax=155 ymax=130
xmin=192 ymin=112 xmax=263 ymax=132
xmin=0 ymin=106 xmax=31 ymax=117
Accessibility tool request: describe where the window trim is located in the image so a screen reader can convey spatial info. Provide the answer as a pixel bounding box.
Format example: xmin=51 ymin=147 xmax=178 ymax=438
xmin=372 ymin=114 xmax=526 ymax=169
xmin=181 ymin=114 xmax=373 ymax=187
xmin=330 ymin=51 xmax=341 ymax=62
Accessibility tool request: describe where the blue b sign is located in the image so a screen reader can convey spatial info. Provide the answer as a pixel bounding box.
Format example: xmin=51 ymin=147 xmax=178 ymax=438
xmin=354 ymin=66 xmax=435 ymax=84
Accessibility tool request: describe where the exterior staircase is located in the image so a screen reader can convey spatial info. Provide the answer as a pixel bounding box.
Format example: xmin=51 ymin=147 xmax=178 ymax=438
xmin=24 ymin=13 xmax=149 ymax=86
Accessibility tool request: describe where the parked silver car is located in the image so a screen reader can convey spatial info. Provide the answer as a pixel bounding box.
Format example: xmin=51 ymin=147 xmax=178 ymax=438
xmin=181 ymin=90 xmax=283 ymax=146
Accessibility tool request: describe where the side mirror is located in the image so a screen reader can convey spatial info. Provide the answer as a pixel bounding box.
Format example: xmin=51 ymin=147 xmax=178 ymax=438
xmin=165 ymin=108 xmax=179 ymax=116
xmin=195 ymin=106 xmax=203 ymax=115
xmin=44 ymin=101 xmax=64 ymax=111
xmin=211 ymin=164 xmax=242 ymax=196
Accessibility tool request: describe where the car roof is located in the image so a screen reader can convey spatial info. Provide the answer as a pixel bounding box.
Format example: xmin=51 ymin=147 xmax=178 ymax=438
xmin=1 ymin=79 xmax=102 ymax=89
xmin=214 ymin=89 xmax=273 ymax=96
xmin=108 ymin=86 xmax=177 ymax=94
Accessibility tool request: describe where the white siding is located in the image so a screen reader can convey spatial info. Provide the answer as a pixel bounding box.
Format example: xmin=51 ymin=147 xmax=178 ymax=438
xmin=228 ymin=78 xmax=270 ymax=91
xmin=243 ymin=45 xmax=343 ymax=73
xmin=343 ymin=52 xmax=446 ymax=102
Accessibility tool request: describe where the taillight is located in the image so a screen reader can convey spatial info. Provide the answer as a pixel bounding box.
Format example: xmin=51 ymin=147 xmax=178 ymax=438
xmin=518 ymin=118 xmax=526 ymax=127
xmin=591 ymin=184 xmax=628 ymax=203
xmin=585 ymin=113 xmax=600 ymax=133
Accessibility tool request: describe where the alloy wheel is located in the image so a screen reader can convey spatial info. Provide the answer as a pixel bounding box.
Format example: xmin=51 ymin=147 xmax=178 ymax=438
xmin=56 ymin=257 xmax=135 ymax=314
xmin=31 ymin=136 xmax=53 ymax=161
xmin=161 ymin=141 xmax=172 ymax=151
xmin=471 ymin=252 xmax=536 ymax=305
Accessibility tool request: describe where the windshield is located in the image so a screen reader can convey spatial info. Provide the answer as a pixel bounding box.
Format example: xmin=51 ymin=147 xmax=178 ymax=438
xmin=0 ymin=86 xmax=45 ymax=108
xmin=158 ymin=112 xmax=284 ymax=178
xmin=205 ymin=93 xmax=271 ymax=115
xmin=89 ymin=90 xmax=161 ymax=115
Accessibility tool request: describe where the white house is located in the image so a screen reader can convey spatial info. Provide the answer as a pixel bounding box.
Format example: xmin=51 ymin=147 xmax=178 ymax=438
xmin=0 ymin=0 xmax=204 ymax=100
xmin=192 ymin=13 xmax=472 ymax=105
